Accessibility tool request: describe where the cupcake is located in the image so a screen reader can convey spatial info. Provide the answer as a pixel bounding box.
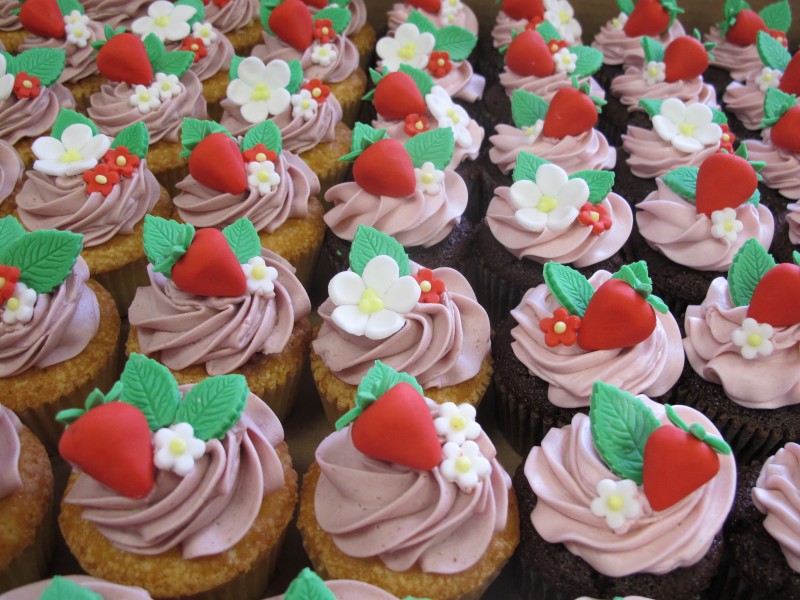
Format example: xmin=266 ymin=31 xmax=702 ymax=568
xmin=492 ymin=0 xmax=584 ymax=52
xmin=0 ymin=6 xmax=22 ymax=53
xmin=0 ymin=141 xmax=23 ymax=219
xmin=0 ymin=407 xmax=53 ymax=594
xmin=682 ymin=239 xmax=800 ymax=464
xmin=252 ymin=0 xmax=366 ymax=126
xmin=386 ymin=0 xmax=479 ymax=36
xmin=298 ymin=362 xmax=519 ymax=600
xmin=15 ymin=109 xmax=172 ymax=312
xmin=173 ymin=118 xmax=325 ymax=286
xmin=264 ymin=568 xmax=407 ymax=600
xmin=88 ymin=29 xmax=207 ymax=193
xmin=493 ymin=261 xmax=684 ymax=454
xmin=58 ymin=353 xmax=298 ymax=600
xmin=516 ymin=381 xmax=735 ymax=600
xmin=774 ymin=201 xmax=800 ymax=263
xmin=0 ymin=218 xmax=120 ymax=450
xmin=307 ymin=0 xmax=375 ymax=71
xmin=478 ymin=152 xmax=633 ymax=324
xmin=311 ymin=226 xmax=492 ymax=425
xmin=200 ymin=0 xmax=261 ymax=56
xmin=127 ymin=215 xmax=311 ymax=419
xmin=0 ymin=576 xmax=153 ymax=599
xmin=80 ymin=0 xmax=151 ymax=30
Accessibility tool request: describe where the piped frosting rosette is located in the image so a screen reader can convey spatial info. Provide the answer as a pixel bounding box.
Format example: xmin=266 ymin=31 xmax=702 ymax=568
xmin=486 ymin=152 xmax=632 ymax=267
xmin=202 ymin=0 xmax=258 ymax=34
xmin=526 ymin=381 xmax=735 ymax=576
xmin=1 ymin=576 xmax=154 ymax=600
xmin=493 ymin=0 xmax=584 ymax=49
xmin=264 ymin=568 xmax=404 ymax=600
xmin=387 ymin=0 xmax=478 ymax=36
xmin=510 ymin=261 xmax=684 ymax=408
xmin=0 ymin=406 xmax=23 ymax=499
xmin=789 ymin=202 xmax=800 ymax=245
xmin=80 ymin=0 xmax=150 ymax=29
xmin=490 ymin=88 xmax=616 ymax=175
xmin=0 ymin=218 xmax=99 ymax=377
xmin=0 ymin=140 xmax=22 ymax=210
xmin=683 ymin=240 xmax=800 ymax=409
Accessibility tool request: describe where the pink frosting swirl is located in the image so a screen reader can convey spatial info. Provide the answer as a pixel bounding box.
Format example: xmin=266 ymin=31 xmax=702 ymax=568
xmin=18 ymin=20 xmax=104 ymax=85
xmin=591 ymin=16 xmax=685 ymax=67
xmin=499 ymin=70 xmax=606 ymax=104
xmin=174 ymin=151 xmax=319 ymax=231
xmin=203 ymin=0 xmax=258 ymax=34
xmin=510 ymin=270 xmax=684 ymax=408
xmin=723 ymin=74 xmax=767 ymax=131
xmin=705 ymin=26 xmax=764 ymax=82
xmin=88 ymin=73 xmax=207 ymax=144
xmin=745 ymin=133 xmax=800 ymax=200
xmin=486 ymin=187 xmax=633 ymax=267
xmin=489 ymin=124 xmax=616 ymax=175
xmin=0 ymin=576 xmax=153 ymax=599
xmin=251 ymin=32 xmax=359 ymax=84
xmin=323 ymin=169 xmax=467 ymax=248
xmin=0 ymin=84 xmax=75 ymax=145
xmin=683 ymin=276 xmax=800 ymax=409
xmin=753 ymin=443 xmax=800 ymax=572
xmin=636 ymin=177 xmax=774 ymax=271
xmin=166 ymin=34 xmax=234 ymax=82
xmin=526 ymin=399 xmax=736 ymax=576
xmin=265 ymin=580 xmax=402 ymax=600
xmin=313 ymin=264 xmax=490 ymax=388
xmin=386 ymin=2 xmax=479 ymax=36
xmin=0 ymin=140 xmax=23 ymax=208
xmin=0 ymin=2 xmax=19 ymax=30
xmin=491 ymin=11 xmax=530 ymax=49
xmin=788 ymin=202 xmax=800 ymax=245
xmin=576 ymin=597 xmax=652 ymax=600
xmin=313 ymin=402 xmax=510 ymax=573
xmin=372 ymin=115 xmax=483 ymax=168
xmin=81 ymin=0 xmax=151 ymax=28
xmin=0 ymin=257 xmax=100 ymax=378
xmin=16 ymin=160 xmax=160 ymax=248
xmin=0 ymin=406 xmax=22 ymax=500
xmin=610 ymin=69 xmax=718 ymax=111
xmin=622 ymin=125 xmax=719 ymax=179
xmin=308 ymin=0 xmax=367 ymax=37
xmin=64 ymin=389 xmax=286 ymax=559
xmin=128 ymin=250 xmax=310 ymax=375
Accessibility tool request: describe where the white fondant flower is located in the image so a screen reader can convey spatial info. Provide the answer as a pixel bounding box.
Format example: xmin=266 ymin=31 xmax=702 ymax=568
xmin=192 ymin=21 xmax=217 ymax=46
xmin=553 ymin=47 xmax=578 ymax=74
xmin=153 ymin=73 xmax=182 ymax=100
xmin=226 ymin=57 xmax=292 ymax=124
xmin=376 ymin=23 xmax=436 ymax=72
xmin=64 ymin=11 xmax=92 ymax=47
xmin=311 ymin=42 xmax=337 ymax=67
xmin=425 ymin=85 xmax=473 ymax=147
xmin=523 ymin=119 xmax=544 ymax=143
xmin=247 ymin=160 xmax=281 ymax=194
xmin=0 ymin=54 xmax=15 ymax=102
xmin=434 ymin=402 xmax=481 ymax=445
xmin=755 ymin=66 xmax=782 ymax=92
xmin=2 ymin=282 xmax=37 ymax=325
xmin=129 ymin=84 xmax=162 ymax=114
xmin=241 ymin=256 xmax=279 ymax=294
xmin=643 ymin=61 xmax=666 ymax=86
xmin=153 ymin=423 xmax=206 ymax=476
xmin=710 ymin=207 xmax=743 ymax=242
xmin=440 ymin=441 xmax=491 ymax=492
xmin=732 ymin=317 xmax=774 ymax=359
xmin=440 ymin=0 xmax=463 ymax=24
xmin=610 ymin=11 xmax=628 ymax=30
xmin=132 ymin=0 xmax=195 ymax=42
xmin=415 ymin=161 xmax=445 ymax=195
xmin=509 ymin=163 xmax=590 ymax=232
xmin=32 ymin=123 xmax=111 ymax=176
xmin=328 ymin=254 xmax=421 ymax=340
xmin=652 ymin=99 xmax=723 ymax=153
xmin=291 ymin=89 xmax=319 ymax=121
xmin=590 ymin=479 xmax=642 ymax=530
xmin=544 ymin=0 xmax=582 ymax=44
xmin=64 ymin=10 xmax=88 ymax=26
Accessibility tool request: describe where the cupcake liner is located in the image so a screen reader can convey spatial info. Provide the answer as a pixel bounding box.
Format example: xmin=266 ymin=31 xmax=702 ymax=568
xmin=92 ymin=256 xmax=150 ymax=316
xmin=704 ymin=66 xmax=734 ymax=102
xmin=66 ymin=74 xmax=105 ymax=112
xmin=148 ymin=141 xmax=189 ymax=197
xmin=300 ymin=123 xmax=353 ymax=198
xmin=202 ymin=71 xmax=230 ymax=122
xmin=0 ymin=501 xmax=55 ymax=594
xmin=351 ymin=23 xmax=377 ymax=72
xmin=329 ymin=69 xmax=368 ymax=128
xmin=475 ymin=250 xmax=528 ymax=326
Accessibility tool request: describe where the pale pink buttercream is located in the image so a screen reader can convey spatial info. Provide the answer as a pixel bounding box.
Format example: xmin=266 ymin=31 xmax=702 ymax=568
xmin=0 ymin=576 xmax=153 ymax=599
xmin=0 ymin=84 xmax=76 ymax=146
xmin=0 ymin=2 xmax=19 ymax=30
xmin=753 ymin=443 xmax=800 ymax=573
xmin=313 ymin=264 xmax=490 ymax=388
xmin=610 ymin=69 xmax=718 ymax=111
xmin=490 ymin=124 xmax=616 ymax=175
xmin=166 ymin=33 xmax=234 ymax=82
xmin=622 ymin=125 xmax=720 ymax=179
xmin=18 ymin=20 xmax=104 ymax=86
xmin=486 ymin=187 xmax=632 ymax=268
xmin=0 ymin=140 xmax=23 ymax=208
xmin=308 ymin=0 xmax=367 ymax=37
xmin=636 ymin=177 xmax=774 ymax=271
xmin=723 ymin=74 xmax=768 ymax=131
xmin=491 ymin=11 xmax=531 ymax=49
xmin=510 ymin=270 xmax=684 ymax=408
xmin=203 ymin=0 xmax=258 ymax=34
xmin=788 ymin=202 xmax=800 ymax=245
xmin=251 ymin=31 xmax=360 ymax=84
xmin=499 ymin=69 xmax=606 ymax=104
xmin=314 ymin=401 xmax=509 ymax=573
xmin=526 ymin=399 xmax=736 ymax=576
xmin=386 ymin=2 xmax=479 ymax=36
xmin=0 ymin=406 xmax=22 ymax=500
xmin=81 ymin=0 xmax=151 ymax=28
xmin=592 ymin=16 xmax=685 ymax=68
xmin=705 ymin=26 xmax=764 ymax=82
xmin=64 ymin=389 xmax=286 ymax=559
xmin=745 ymin=132 xmax=800 ymax=200
xmin=683 ymin=276 xmax=800 ymax=409
xmin=265 ymin=579 xmax=402 ymax=600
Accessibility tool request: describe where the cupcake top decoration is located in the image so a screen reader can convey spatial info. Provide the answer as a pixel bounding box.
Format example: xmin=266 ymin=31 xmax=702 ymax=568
xmin=16 ymin=0 xmax=94 ymax=46
xmin=0 ymin=47 xmax=65 ymax=101
xmin=226 ymin=56 xmax=303 ymax=124
xmin=260 ymin=0 xmax=351 ymax=54
xmin=512 ymin=82 xmax=605 ymax=142
xmin=132 ymin=0 xmax=205 ymax=43
xmin=754 ymin=30 xmax=798 ymax=94
xmin=616 ymin=0 xmax=683 ymax=38
xmin=718 ymin=0 xmax=791 ymax=47
xmin=762 ymin=87 xmax=800 ymax=153
xmin=37 ymin=577 xmax=122 ymax=600
xmin=638 ymin=30 xmax=714 ymax=84
xmin=640 ymin=97 xmax=725 ymax=152
xmin=502 ymin=21 xmax=602 ymax=79
xmin=499 ymin=0 xmax=544 ymax=22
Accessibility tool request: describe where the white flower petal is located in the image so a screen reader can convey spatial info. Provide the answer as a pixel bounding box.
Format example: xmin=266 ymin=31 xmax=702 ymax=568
xmin=171 ymin=4 xmax=198 ymax=22
xmin=382 ymin=276 xmax=421 ymax=313
xmin=558 ymin=177 xmax=590 ymax=207
xmin=149 ymin=1 xmax=174 ymax=17
xmin=684 ymin=102 xmax=713 ymax=127
xmin=362 ymin=255 xmax=400 ymax=295
xmin=164 ymin=21 xmax=191 ymax=41
xmin=61 ymin=124 xmax=94 ymax=151
xmin=364 ymin=309 xmax=405 ymax=340
xmin=80 ymin=134 xmax=112 ymax=161
xmin=332 ymin=304 xmax=369 ymax=336
xmin=62 ymin=158 xmax=99 ymax=177
xmin=660 ymin=98 xmax=687 ymax=124
xmin=672 ymin=134 xmax=703 ymax=153
xmin=0 ymin=74 xmax=13 ymax=101
xmin=328 ymin=271 xmax=366 ymax=306
xmin=241 ymin=100 xmax=270 ymax=124
xmin=515 ymin=207 xmax=548 ymax=232
xmin=265 ymin=88 xmax=291 ymax=116
xmin=226 ymin=78 xmax=253 ymax=105
xmin=263 ymin=59 xmax=291 ymax=90
xmin=547 ymin=205 xmax=579 ymax=231
xmin=393 ymin=23 xmax=419 ymax=46
xmin=31 ymin=137 xmax=66 ymax=161
xmin=536 ymin=163 xmax=569 ymax=197
xmin=237 ymin=56 xmax=267 ymax=86
xmin=510 ymin=180 xmax=542 ymax=210
xmin=694 ymin=123 xmax=723 ymax=145
xmin=652 ymin=115 xmax=678 ymax=142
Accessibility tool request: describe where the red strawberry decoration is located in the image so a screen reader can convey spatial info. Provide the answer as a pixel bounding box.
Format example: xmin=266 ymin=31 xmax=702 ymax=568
xmin=406 ymin=0 xmax=442 ymax=13
xmin=59 ymin=402 xmax=155 ymax=499
xmin=502 ymin=0 xmax=544 ymax=21
xmin=624 ymin=0 xmax=672 ymax=37
xmin=189 ymin=132 xmax=247 ymax=195
xmin=578 ymin=278 xmax=656 ymax=350
xmin=373 ymin=71 xmax=427 ymax=120
xmin=19 ymin=0 xmax=65 ymax=38
xmin=505 ymin=29 xmax=555 ymax=78
xmin=542 ymin=87 xmax=598 ymax=139
xmin=350 ymin=382 xmax=442 ymax=470
xmin=747 ymin=263 xmax=800 ymax=327
xmin=96 ymin=33 xmax=154 ymax=85
xmin=269 ymin=0 xmax=314 ymax=52
xmin=663 ymin=36 xmax=709 ymax=82
xmin=725 ymin=9 xmax=767 ymax=46
xmin=301 ymin=0 xmax=327 ymax=7
xmin=353 ymin=138 xmax=416 ymax=198
xmin=779 ymin=53 xmax=800 ymax=96
xmin=694 ymin=152 xmax=758 ymax=217
xmin=171 ymin=228 xmax=247 ymax=297
xmin=770 ymin=105 xmax=800 ymax=153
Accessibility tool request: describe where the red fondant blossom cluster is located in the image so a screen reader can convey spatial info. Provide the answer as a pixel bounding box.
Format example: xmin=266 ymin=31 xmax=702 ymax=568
xmin=524 ymin=16 xmax=544 ymax=30
xmin=0 ymin=265 xmax=20 ymax=304
xmin=404 ymin=113 xmax=430 ymax=137
xmin=547 ymin=39 xmax=568 ymax=54
xmin=577 ymin=203 xmax=612 ymax=235
xmin=718 ymin=124 xmax=736 ymax=154
xmin=302 ymin=78 xmax=331 ymax=105
xmin=242 ymin=143 xmax=278 ymax=164
xmin=181 ymin=37 xmax=208 ymax=62
xmin=427 ymin=51 xmax=453 ymax=78
xmin=104 ymin=146 xmax=141 ymax=178
xmin=313 ymin=18 xmax=337 ymax=43
xmin=770 ymin=30 xmax=788 ymax=47
xmin=413 ymin=268 xmax=445 ymax=304
xmin=82 ymin=145 xmax=140 ymax=196
xmin=540 ymin=307 xmax=581 ymax=347
xmin=13 ymin=72 xmax=40 ymax=99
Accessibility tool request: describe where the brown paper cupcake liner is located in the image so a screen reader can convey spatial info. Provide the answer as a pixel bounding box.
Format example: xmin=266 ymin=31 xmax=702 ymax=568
xmin=0 ymin=501 xmax=55 ymax=594
xmin=92 ymin=256 xmax=150 ymax=316
xmin=329 ymin=69 xmax=368 ymax=128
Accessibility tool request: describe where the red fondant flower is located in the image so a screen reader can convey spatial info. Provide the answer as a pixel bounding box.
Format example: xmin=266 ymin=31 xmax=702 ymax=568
xmin=313 ymin=18 xmax=337 ymax=43
xmin=301 ymin=78 xmax=330 ymax=104
xmin=769 ymin=29 xmax=788 ymax=48
xmin=547 ymin=39 xmax=569 ymax=54
xmin=413 ymin=268 xmax=445 ymax=303
xmin=577 ymin=202 xmax=612 ymax=235
xmin=718 ymin=124 xmax=736 ymax=154
xmin=524 ymin=16 xmax=544 ymax=30
xmin=540 ymin=307 xmax=581 ymax=347
xmin=13 ymin=72 xmax=40 ymax=99
xmin=103 ymin=146 xmax=141 ymax=178
xmin=181 ymin=37 xmax=208 ymax=63
xmin=83 ymin=163 xmax=121 ymax=196
xmin=0 ymin=265 xmax=20 ymax=304
xmin=427 ymin=51 xmax=453 ymax=78
xmin=404 ymin=113 xmax=430 ymax=137
xmin=242 ymin=143 xmax=278 ymax=164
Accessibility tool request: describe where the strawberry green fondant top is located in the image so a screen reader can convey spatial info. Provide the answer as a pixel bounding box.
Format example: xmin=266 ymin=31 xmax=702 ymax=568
xmin=0 ymin=576 xmax=154 ymax=599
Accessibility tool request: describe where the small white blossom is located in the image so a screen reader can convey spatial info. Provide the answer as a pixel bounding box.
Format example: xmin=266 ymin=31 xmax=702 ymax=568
xmin=440 ymin=0 xmax=463 ymax=25
xmin=241 ymin=256 xmax=279 ymax=294
xmin=31 ymin=123 xmax=111 ymax=176
xmin=376 ymin=23 xmax=436 ymax=72
xmin=732 ymin=317 xmax=774 ymax=359
xmin=523 ymin=119 xmax=544 ymax=143
xmin=291 ymin=89 xmax=319 ymax=121
xmin=311 ymin=43 xmax=337 ymax=67
xmin=191 ymin=21 xmax=217 ymax=46
xmin=247 ymin=160 xmax=281 ymax=194
xmin=754 ymin=66 xmax=782 ymax=92
xmin=440 ymin=441 xmax=491 ymax=493
xmin=553 ymin=47 xmax=578 ymax=74
xmin=590 ymin=479 xmax=642 ymax=529
xmin=226 ymin=57 xmax=292 ymax=124
xmin=132 ymin=0 xmax=195 ymax=42
xmin=544 ymin=0 xmax=582 ymax=44
xmin=652 ymin=98 xmax=723 ymax=153
xmin=434 ymin=402 xmax=482 ymax=445
xmin=709 ymin=208 xmax=743 ymax=243
xmin=2 ymin=282 xmax=37 ymax=325
xmin=610 ymin=11 xmax=628 ymax=30
xmin=64 ymin=10 xmax=88 ymax=26
xmin=643 ymin=61 xmax=666 ymax=86
xmin=64 ymin=11 xmax=92 ymax=47
xmin=415 ymin=161 xmax=445 ymax=195
xmin=510 ymin=163 xmax=590 ymax=232
xmin=425 ymin=85 xmax=473 ymax=147
xmin=129 ymin=84 xmax=162 ymax=114
xmin=153 ymin=423 xmax=206 ymax=476
xmin=152 ymin=73 xmax=182 ymax=100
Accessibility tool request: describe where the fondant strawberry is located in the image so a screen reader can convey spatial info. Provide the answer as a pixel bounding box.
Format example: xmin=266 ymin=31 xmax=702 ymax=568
xmin=505 ymin=29 xmax=554 ymax=77
xmin=663 ymin=36 xmax=709 ymax=82
xmin=694 ymin=152 xmax=758 ymax=217
xmin=269 ymin=0 xmax=314 ymax=52
xmin=542 ymin=87 xmax=598 ymax=139
xmin=770 ymin=104 xmax=800 ymax=153
xmin=373 ymin=71 xmax=427 ymax=120
xmin=747 ymin=262 xmax=800 ymax=327
xmin=406 ymin=0 xmax=442 ymax=12
xmin=725 ymin=9 xmax=767 ymax=46
xmin=59 ymin=402 xmax=155 ymax=499
xmin=578 ymin=278 xmax=656 ymax=350
xmin=502 ymin=0 xmax=544 ymax=21
xmin=779 ymin=52 xmax=800 ymax=96
xmin=96 ymin=32 xmax=154 ymax=85
xmin=19 ymin=0 xmax=65 ymax=38
xmin=171 ymin=228 xmax=247 ymax=297
xmin=350 ymin=382 xmax=441 ymax=470
xmin=188 ymin=132 xmax=247 ymax=195
xmin=352 ymin=138 xmax=416 ymax=197
xmin=301 ymin=0 xmax=327 ymax=7
xmin=624 ymin=0 xmax=672 ymax=37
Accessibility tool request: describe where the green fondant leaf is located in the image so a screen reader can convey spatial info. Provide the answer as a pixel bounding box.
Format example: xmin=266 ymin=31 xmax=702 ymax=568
xmin=176 ymin=0 xmax=205 ymax=26
xmin=0 ymin=216 xmax=25 ymax=250
xmin=398 ymin=63 xmax=434 ymax=97
xmin=639 ymin=98 xmax=663 ymax=119
xmin=727 ymin=238 xmax=776 ymax=306
xmin=762 ymin=87 xmax=797 ymax=128
xmin=315 ymin=6 xmax=351 ymax=34
xmin=543 ymin=262 xmax=594 ymax=317
xmin=222 ymin=218 xmax=261 ymax=263
xmin=242 ymin=119 xmax=282 ymax=154
xmin=793 ymin=251 xmax=800 ymax=266
xmin=660 ymin=0 xmax=684 ymax=25
xmin=571 ymin=45 xmax=603 ymax=78
xmin=57 ymin=0 xmax=85 ymax=16
xmin=512 ymin=151 xmax=550 ymax=183
xmin=259 ymin=0 xmax=274 ymax=33
xmin=57 ymin=381 xmax=123 ymax=426
xmin=611 ymin=262 xmax=666 ymax=313
xmin=120 ymin=353 xmax=180 ymax=431
xmin=589 ymin=381 xmax=661 ymax=484
xmin=340 ymin=123 xmax=388 ymax=161
xmin=40 ymin=576 xmax=103 ymax=600
xmin=229 ymin=54 xmax=244 ymax=81
xmin=511 ymin=89 xmax=549 ymax=129
xmin=143 ymin=33 xmax=167 ymax=65
xmin=570 ymin=169 xmax=615 ymax=205
xmin=180 ymin=117 xmax=232 ymax=159
xmin=3 ymin=230 xmax=83 ymax=294
xmin=175 ymin=374 xmax=248 ymax=440
xmin=12 ymin=48 xmax=65 ymax=86
xmin=406 ymin=10 xmax=437 ymax=36
xmin=434 ymin=25 xmax=477 ymax=62
xmin=142 ymin=215 xmax=195 ymax=276
xmin=405 ymin=127 xmax=454 ymax=170
xmin=721 ymin=0 xmax=750 ymax=35
xmin=152 ymin=50 xmax=194 ymax=77
xmin=711 ymin=107 xmax=728 ymax=125
xmin=369 ymin=67 xmax=383 ymax=86
xmin=662 ymin=166 xmax=698 ymax=201
xmin=349 ymin=225 xmax=410 ymax=278
xmin=51 ymin=108 xmax=98 ymax=140
xmin=756 ymin=30 xmax=790 ymax=71
xmin=745 ymin=186 xmax=761 ymax=206
xmin=641 ymin=36 xmax=665 ymax=63
xmin=759 ymin=0 xmax=792 ymax=33
xmin=287 ymin=59 xmax=303 ymax=94
xmin=617 ymin=0 xmax=635 ymax=14
xmin=284 ymin=568 xmax=337 ymax=600
xmin=535 ymin=21 xmax=561 ymax=42
xmin=111 ymin=122 xmax=150 ymax=158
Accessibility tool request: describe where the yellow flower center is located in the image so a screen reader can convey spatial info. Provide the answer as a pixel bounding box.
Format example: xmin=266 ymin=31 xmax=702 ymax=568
xmin=138 ymin=90 xmax=151 ymax=102
xmin=22 ymin=79 xmax=33 ymax=89
xmin=561 ymin=54 xmax=574 ymax=65
xmin=763 ymin=73 xmax=774 ymax=82
xmin=455 ymin=456 xmax=472 ymax=473
xmin=256 ymin=170 xmax=272 ymax=183
xmin=321 ymin=26 xmax=330 ymax=35
xmin=606 ymin=494 xmax=624 ymax=512
xmin=318 ymin=47 xmax=329 ymax=57
xmin=723 ymin=220 xmax=735 ymax=232
xmin=447 ymin=0 xmax=457 ymax=5
xmin=255 ymin=152 xmax=267 ymax=162
xmin=415 ymin=120 xmax=424 ymax=130
xmin=251 ymin=83 xmax=270 ymax=101
xmin=161 ymin=81 xmax=172 ymax=91
xmin=251 ymin=264 xmax=268 ymax=279
xmin=537 ymin=195 xmax=558 ymax=213
xmin=398 ymin=42 xmax=417 ymax=60
xmin=301 ymin=98 xmax=311 ymax=109
xmin=525 ymin=125 xmax=538 ymax=137
xmin=6 ymin=297 xmax=19 ymax=311
xmin=191 ymin=43 xmax=200 ymax=51
xmin=94 ymin=174 xmax=108 ymax=185
xmin=60 ymin=148 xmax=82 ymax=163
xmin=559 ymin=10 xmax=571 ymax=23
xmin=437 ymin=58 xmax=445 ymax=67
xmin=312 ymin=87 xmax=322 ymax=98
xmin=449 ymin=414 xmax=467 ymax=431
xmin=611 ymin=17 xmax=620 ymax=27
xmin=155 ymin=15 xmax=171 ymax=27
xmin=747 ymin=333 xmax=763 ymax=347
xmin=551 ymin=43 xmax=559 ymax=52
xmin=420 ymin=280 xmax=432 ymax=292
xmin=168 ymin=437 xmax=187 ymax=455
xmin=446 ymin=108 xmax=459 ymax=124
xmin=447 ymin=13 xmax=455 ymax=23
xmin=648 ymin=65 xmax=660 ymax=77
xmin=358 ymin=288 xmax=384 ymax=314
xmin=589 ymin=210 xmax=600 ymax=222
xmin=421 ymin=172 xmax=435 ymax=184
xmin=0 ymin=277 xmax=5 ymax=287
xmin=116 ymin=155 xmax=127 ymax=167
xmin=200 ymin=26 xmax=210 ymax=36
xmin=678 ymin=122 xmax=696 ymax=137
xmin=553 ymin=321 xmax=567 ymax=334
xmin=722 ymin=133 xmax=731 ymax=142
xmin=73 ymin=28 xmax=84 ymax=37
